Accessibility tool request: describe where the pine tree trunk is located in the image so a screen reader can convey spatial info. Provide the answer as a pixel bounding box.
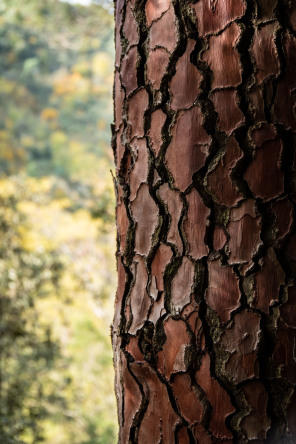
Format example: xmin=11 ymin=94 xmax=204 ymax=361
xmin=112 ymin=0 xmax=296 ymax=442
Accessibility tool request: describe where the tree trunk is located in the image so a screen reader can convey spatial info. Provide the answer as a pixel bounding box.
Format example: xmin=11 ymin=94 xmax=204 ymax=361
xmin=112 ymin=0 xmax=296 ymax=442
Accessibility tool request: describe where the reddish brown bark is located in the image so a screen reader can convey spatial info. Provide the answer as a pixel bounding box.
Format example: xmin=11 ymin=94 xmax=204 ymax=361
xmin=112 ymin=0 xmax=296 ymax=442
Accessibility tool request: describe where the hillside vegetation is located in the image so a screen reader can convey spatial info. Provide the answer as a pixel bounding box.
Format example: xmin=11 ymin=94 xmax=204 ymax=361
xmin=0 ymin=1 xmax=118 ymax=443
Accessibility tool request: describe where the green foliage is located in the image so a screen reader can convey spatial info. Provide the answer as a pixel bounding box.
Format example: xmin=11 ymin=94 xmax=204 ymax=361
xmin=0 ymin=0 xmax=117 ymax=443
xmin=0 ymin=0 xmax=114 ymax=182
xmin=0 ymin=177 xmax=117 ymax=443
xmin=0 ymin=183 xmax=63 ymax=443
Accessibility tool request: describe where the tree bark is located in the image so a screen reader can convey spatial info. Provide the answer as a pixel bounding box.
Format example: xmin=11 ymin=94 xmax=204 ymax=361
xmin=112 ymin=0 xmax=296 ymax=442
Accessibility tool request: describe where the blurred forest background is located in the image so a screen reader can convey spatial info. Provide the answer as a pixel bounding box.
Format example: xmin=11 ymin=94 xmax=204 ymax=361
xmin=0 ymin=0 xmax=118 ymax=442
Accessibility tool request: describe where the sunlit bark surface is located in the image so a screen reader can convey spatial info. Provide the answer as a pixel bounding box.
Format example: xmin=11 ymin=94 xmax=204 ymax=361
xmin=112 ymin=0 xmax=296 ymax=442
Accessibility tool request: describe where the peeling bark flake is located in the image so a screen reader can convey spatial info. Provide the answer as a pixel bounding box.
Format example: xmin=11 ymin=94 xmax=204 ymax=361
xmin=221 ymin=310 xmax=261 ymax=382
xmin=148 ymin=108 xmax=167 ymax=157
xmin=129 ymin=138 xmax=149 ymax=201
xmin=250 ymin=22 xmax=280 ymax=84
xmin=165 ymin=106 xmax=210 ymax=191
xmin=274 ymin=33 xmax=296 ymax=131
xmin=147 ymin=48 xmax=170 ymax=90
xmin=151 ymin=242 xmax=173 ymax=293
xmin=145 ymin=0 xmax=171 ymax=27
xmin=244 ymin=134 xmax=284 ymax=201
xmin=120 ymin=354 xmax=142 ymax=443
xmin=227 ymin=199 xmax=262 ymax=267
xmin=202 ymin=23 xmax=242 ymax=89
xmin=213 ymin=226 xmax=227 ymax=251
xmin=169 ymin=39 xmax=202 ymax=111
xmin=272 ymin=197 xmax=293 ymax=241
xmin=113 ymin=255 xmax=126 ymax=331
xmin=131 ymin=183 xmax=158 ymax=256
xmin=251 ymin=248 xmax=285 ymax=313
xmin=121 ymin=46 xmax=138 ymax=95
xmin=206 ymin=259 xmax=240 ymax=324
xmin=132 ymin=362 xmax=180 ymax=442
xmin=241 ymin=382 xmax=271 ymax=440
xmin=159 ymin=183 xmax=183 ymax=254
xmin=158 ymin=317 xmax=191 ymax=378
xmin=123 ymin=4 xmax=139 ymax=46
xmin=280 ymin=286 xmax=296 ymax=328
xmin=273 ymin=321 xmax=296 ymax=384
xmin=116 ymin=184 xmax=128 ymax=253
xmin=205 ymin=135 xmax=243 ymax=207
xmin=149 ymin=3 xmax=177 ymax=53
xmin=195 ymin=353 xmax=235 ymax=439
xmin=184 ymin=187 xmax=210 ymax=259
xmin=128 ymin=255 xmax=151 ymax=334
xmin=211 ymin=88 xmax=244 ymax=134
xmin=171 ymin=257 xmax=195 ymax=311
xmin=127 ymin=88 xmax=149 ymax=139
xmin=171 ymin=373 xmax=203 ymax=424
xmin=191 ymin=0 xmax=246 ymax=37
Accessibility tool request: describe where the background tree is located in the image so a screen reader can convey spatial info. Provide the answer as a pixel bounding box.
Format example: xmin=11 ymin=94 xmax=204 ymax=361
xmin=112 ymin=0 xmax=296 ymax=442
